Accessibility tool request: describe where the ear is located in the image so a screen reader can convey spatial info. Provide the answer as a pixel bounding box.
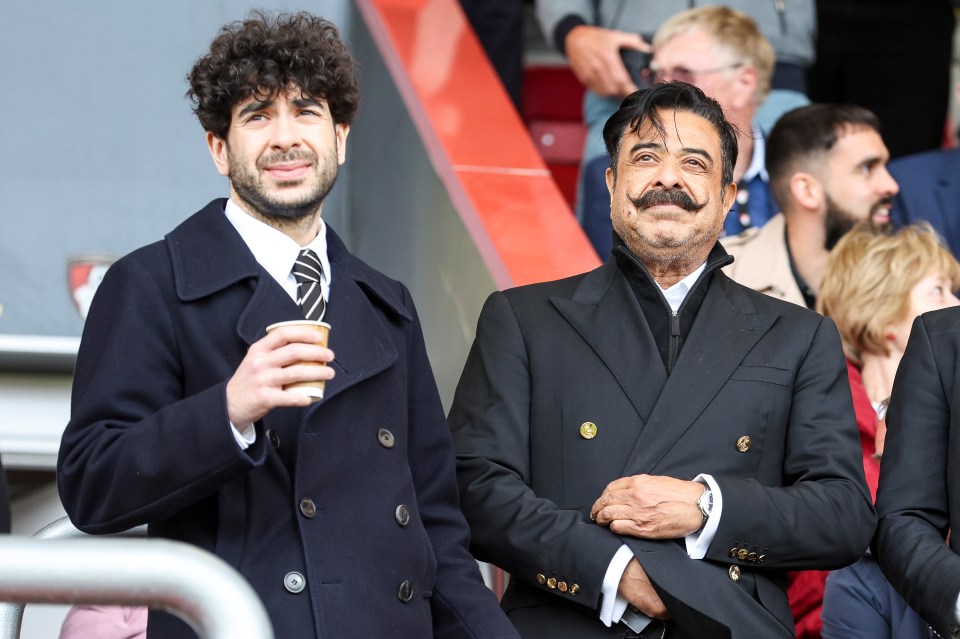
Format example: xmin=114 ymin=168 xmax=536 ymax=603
xmin=731 ymin=65 xmax=759 ymax=110
xmin=789 ymin=171 xmax=823 ymax=212
xmin=605 ymin=166 xmax=615 ymax=197
xmin=206 ymin=132 xmax=230 ymax=177
xmin=723 ymin=182 xmax=737 ymax=212
xmin=335 ymin=123 xmax=351 ymax=165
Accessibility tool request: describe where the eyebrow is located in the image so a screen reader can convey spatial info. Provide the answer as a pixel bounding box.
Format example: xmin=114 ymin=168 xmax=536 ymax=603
xmin=628 ymin=142 xmax=664 ymax=155
xmin=627 ymin=141 xmax=713 ymax=163
xmin=237 ymin=99 xmax=272 ymax=118
xmin=237 ymin=97 xmax=325 ymax=118
xmin=291 ymin=97 xmax=323 ymax=109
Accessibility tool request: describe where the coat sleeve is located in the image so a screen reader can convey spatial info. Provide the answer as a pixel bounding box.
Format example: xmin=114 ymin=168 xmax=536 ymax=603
xmin=534 ymin=0 xmax=593 ymax=53
xmin=874 ymin=314 xmax=960 ymax=636
xmin=57 ymin=254 xmax=266 ymax=534
xmin=707 ymin=315 xmax=877 ymax=569
xmin=399 ymin=286 xmax=519 ymax=639
xmin=449 ymin=291 xmax=625 ymax=611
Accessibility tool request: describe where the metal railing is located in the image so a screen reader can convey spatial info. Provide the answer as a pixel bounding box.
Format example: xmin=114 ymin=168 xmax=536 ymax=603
xmin=0 ymin=516 xmax=274 ymax=639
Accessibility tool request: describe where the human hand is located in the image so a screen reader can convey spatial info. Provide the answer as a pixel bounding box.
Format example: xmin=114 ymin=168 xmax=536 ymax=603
xmin=564 ymin=25 xmax=650 ymax=97
xmin=619 ymin=558 xmax=670 ymax=619
xmin=226 ymin=325 xmax=336 ymax=426
xmin=591 ymin=474 xmax=704 ymax=539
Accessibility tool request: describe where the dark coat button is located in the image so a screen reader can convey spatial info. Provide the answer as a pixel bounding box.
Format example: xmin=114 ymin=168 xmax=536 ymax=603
xmin=395 ymin=505 xmax=410 ymax=527
xmin=398 ymin=580 xmax=413 ymax=602
xmin=300 ymin=498 xmax=317 ymax=518
xmin=284 ymin=571 xmax=306 ymax=593
xmin=267 ymin=429 xmax=280 ymax=449
xmin=378 ymin=428 xmax=395 ymax=449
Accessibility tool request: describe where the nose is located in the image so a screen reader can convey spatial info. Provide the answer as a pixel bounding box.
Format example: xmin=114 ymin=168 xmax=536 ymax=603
xmin=654 ymin=159 xmax=682 ymax=189
xmin=877 ymin=165 xmax=899 ymax=196
xmin=270 ymin=112 xmax=300 ymax=151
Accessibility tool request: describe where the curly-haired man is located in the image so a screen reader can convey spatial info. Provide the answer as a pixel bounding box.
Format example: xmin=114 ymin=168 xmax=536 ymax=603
xmin=57 ymin=12 xmax=519 ymax=639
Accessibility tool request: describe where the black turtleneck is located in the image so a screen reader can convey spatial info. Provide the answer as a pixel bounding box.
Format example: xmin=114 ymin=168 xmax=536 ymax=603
xmin=611 ymin=233 xmax=734 ymax=374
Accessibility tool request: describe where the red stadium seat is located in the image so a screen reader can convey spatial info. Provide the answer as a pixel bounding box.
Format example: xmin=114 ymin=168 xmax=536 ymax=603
xmin=522 ymin=65 xmax=586 ymax=208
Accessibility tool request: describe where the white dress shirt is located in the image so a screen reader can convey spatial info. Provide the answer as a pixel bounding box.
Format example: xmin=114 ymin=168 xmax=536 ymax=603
xmin=599 ymin=262 xmax=724 ymax=627
xmin=223 ymin=199 xmax=332 ymax=448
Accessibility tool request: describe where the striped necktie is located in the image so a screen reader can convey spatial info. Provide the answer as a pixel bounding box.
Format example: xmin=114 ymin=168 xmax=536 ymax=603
xmin=292 ymin=249 xmax=327 ymax=321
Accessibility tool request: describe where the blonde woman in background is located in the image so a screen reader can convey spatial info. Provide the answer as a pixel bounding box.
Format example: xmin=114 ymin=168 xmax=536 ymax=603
xmin=814 ymin=222 xmax=960 ymax=638
xmin=818 ymin=221 xmax=960 ymax=498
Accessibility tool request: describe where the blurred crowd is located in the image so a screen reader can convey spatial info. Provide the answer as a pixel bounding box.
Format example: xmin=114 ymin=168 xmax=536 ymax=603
xmin=463 ymin=1 xmax=960 ymax=637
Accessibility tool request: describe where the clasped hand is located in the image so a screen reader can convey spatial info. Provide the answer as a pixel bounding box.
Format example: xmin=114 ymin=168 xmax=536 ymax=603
xmin=590 ymin=474 xmax=705 ymax=539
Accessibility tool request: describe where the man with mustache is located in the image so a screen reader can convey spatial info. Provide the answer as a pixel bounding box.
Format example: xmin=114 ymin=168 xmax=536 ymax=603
xmin=722 ymin=104 xmax=899 ymax=309
xmin=57 ymin=12 xmax=519 ymax=639
xmin=450 ymin=82 xmax=875 ymax=638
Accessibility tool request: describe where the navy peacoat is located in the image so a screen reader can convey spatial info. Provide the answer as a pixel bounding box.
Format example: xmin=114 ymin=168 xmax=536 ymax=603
xmin=58 ymin=200 xmax=517 ymax=639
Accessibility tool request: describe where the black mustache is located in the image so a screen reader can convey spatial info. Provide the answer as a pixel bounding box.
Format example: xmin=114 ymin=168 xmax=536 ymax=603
xmin=631 ymin=189 xmax=706 ymax=212
xmin=873 ymin=196 xmax=894 ymax=210
xmin=257 ymin=150 xmax=316 ymax=169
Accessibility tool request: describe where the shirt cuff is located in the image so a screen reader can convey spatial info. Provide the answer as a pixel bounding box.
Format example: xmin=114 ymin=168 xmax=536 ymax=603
xmin=598 ymin=544 xmax=634 ymax=627
xmin=685 ymin=474 xmax=722 ymax=560
xmin=231 ymin=421 xmax=256 ymax=450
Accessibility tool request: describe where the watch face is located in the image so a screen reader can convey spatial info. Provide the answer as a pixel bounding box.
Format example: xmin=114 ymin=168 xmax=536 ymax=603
xmin=699 ymin=490 xmax=713 ymax=516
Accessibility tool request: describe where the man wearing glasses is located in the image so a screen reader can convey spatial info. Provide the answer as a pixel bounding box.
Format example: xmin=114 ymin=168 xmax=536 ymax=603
xmin=581 ymin=6 xmax=780 ymax=257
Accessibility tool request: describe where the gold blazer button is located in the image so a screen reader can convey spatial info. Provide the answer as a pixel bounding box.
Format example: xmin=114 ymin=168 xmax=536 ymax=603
xmin=736 ymin=435 xmax=752 ymax=452
xmin=580 ymin=422 xmax=598 ymax=439
xmin=728 ymin=565 xmax=741 ymax=582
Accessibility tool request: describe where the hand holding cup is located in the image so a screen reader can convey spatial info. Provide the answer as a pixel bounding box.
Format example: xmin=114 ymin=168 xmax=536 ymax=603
xmin=265 ymin=320 xmax=332 ymax=402
xmin=226 ymin=320 xmax=335 ymax=426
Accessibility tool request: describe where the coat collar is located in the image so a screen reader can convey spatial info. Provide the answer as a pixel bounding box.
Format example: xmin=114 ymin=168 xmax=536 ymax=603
xmin=165 ymin=199 xmax=411 ymax=402
xmin=549 ymin=242 xmax=734 ymax=424
xmin=165 ymin=199 xmax=410 ymax=319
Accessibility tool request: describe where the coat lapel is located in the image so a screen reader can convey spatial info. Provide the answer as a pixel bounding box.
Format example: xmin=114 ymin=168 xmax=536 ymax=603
xmin=168 ymin=203 xmax=404 ymax=404
xmin=314 ymin=272 xmax=398 ymax=402
xmin=313 ymin=228 xmax=407 ymax=402
xmin=622 ymin=275 xmax=778 ymax=475
xmin=551 ymin=260 xmax=667 ymax=425
xmin=230 ymin=256 xmax=401 ymax=403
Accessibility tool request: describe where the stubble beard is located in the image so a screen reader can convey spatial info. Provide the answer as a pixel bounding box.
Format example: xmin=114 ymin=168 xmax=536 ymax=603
xmin=228 ymin=147 xmax=339 ymax=223
xmin=823 ymin=193 xmax=891 ymax=250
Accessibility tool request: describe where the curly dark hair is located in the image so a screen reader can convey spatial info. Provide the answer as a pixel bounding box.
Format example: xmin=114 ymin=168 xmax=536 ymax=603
xmin=187 ymin=11 xmax=360 ymax=139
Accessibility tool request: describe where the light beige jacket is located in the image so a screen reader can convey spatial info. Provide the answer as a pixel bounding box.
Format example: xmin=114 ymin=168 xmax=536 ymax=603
xmin=720 ymin=213 xmax=806 ymax=308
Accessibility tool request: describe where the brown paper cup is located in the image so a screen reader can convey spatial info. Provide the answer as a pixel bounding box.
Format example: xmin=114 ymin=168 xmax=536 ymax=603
xmin=265 ymin=320 xmax=331 ymax=402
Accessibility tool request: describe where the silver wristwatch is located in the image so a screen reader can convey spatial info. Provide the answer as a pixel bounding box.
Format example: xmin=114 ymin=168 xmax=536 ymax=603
xmin=697 ymin=489 xmax=714 ymax=530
